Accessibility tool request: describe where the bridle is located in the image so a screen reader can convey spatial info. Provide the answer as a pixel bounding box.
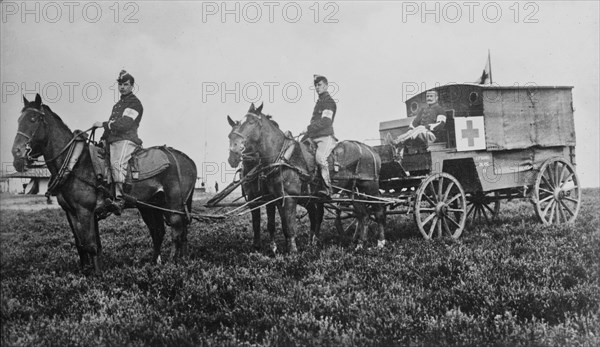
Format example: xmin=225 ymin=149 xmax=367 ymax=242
xmin=230 ymin=112 xmax=263 ymax=160
xmin=16 ymin=106 xmax=93 ymax=166
xmin=16 ymin=107 xmax=48 ymax=163
xmin=230 ymin=112 xmax=261 ymax=141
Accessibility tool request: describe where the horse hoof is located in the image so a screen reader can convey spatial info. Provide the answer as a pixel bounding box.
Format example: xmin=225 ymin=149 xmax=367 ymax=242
xmin=377 ymin=240 xmax=386 ymax=248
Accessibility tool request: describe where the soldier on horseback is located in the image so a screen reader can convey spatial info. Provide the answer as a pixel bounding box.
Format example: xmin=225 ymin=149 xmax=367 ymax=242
xmin=302 ymin=74 xmax=337 ymax=198
xmin=92 ymin=70 xmax=144 ymax=215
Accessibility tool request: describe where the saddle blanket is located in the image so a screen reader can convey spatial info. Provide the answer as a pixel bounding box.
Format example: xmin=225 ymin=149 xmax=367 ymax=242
xmin=128 ymin=146 xmax=170 ymax=181
xmin=89 ymin=145 xmax=170 ymax=183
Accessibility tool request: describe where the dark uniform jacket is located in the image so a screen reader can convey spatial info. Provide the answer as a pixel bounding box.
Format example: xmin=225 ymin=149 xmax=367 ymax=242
xmin=307 ymin=91 xmax=336 ymax=139
xmin=412 ymin=102 xmax=446 ymax=135
xmin=102 ymin=92 xmax=143 ymax=145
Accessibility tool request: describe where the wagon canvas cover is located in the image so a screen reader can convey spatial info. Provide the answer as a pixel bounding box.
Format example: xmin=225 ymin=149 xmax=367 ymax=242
xmin=482 ymin=86 xmax=576 ymax=151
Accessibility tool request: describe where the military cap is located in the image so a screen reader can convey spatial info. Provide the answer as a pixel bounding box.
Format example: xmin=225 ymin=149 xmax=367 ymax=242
xmin=117 ymin=70 xmax=135 ymax=84
xmin=313 ymin=74 xmax=328 ymax=85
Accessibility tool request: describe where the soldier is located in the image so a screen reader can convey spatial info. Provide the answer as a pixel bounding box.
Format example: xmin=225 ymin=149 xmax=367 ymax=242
xmin=93 ymin=70 xmax=143 ymax=215
xmin=394 ymin=89 xmax=446 ymax=146
xmin=302 ymin=74 xmax=337 ymax=198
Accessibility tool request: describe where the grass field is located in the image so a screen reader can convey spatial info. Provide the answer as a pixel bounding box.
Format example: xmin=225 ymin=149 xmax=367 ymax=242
xmin=1 ymin=189 xmax=599 ymax=346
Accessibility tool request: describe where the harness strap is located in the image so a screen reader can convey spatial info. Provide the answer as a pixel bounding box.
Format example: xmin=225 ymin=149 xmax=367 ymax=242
xmin=17 ymin=131 xmax=32 ymax=140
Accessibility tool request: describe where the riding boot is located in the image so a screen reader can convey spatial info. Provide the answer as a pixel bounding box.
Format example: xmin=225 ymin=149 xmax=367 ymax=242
xmin=105 ymin=182 xmax=126 ymax=216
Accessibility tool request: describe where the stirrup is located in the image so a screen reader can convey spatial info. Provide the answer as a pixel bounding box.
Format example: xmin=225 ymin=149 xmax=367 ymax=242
xmin=104 ymin=198 xmax=125 ymax=216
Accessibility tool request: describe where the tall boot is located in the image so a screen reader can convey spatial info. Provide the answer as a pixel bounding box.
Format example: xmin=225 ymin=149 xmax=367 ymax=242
xmin=105 ymin=182 xmax=126 ymax=216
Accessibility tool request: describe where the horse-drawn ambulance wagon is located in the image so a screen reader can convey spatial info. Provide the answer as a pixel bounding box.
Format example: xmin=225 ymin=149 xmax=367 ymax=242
xmin=376 ymin=83 xmax=580 ymax=239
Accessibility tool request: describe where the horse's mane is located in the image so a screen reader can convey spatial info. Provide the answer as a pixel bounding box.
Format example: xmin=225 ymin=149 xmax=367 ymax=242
xmin=43 ymin=104 xmax=73 ymax=134
xmin=264 ymin=114 xmax=279 ymax=128
xmin=21 ymin=102 xmax=73 ymax=134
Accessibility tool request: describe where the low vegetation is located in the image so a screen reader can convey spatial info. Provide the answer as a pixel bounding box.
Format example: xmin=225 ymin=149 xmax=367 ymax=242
xmin=1 ymin=189 xmax=599 ymax=346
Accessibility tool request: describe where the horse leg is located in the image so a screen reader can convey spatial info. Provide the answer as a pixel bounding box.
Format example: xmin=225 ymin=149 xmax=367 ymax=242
xmin=250 ymin=206 xmax=262 ymax=251
xmin=139 ymin=207 xmax=166 ymax=264
xmin=266 ymin=202 xmax=277 ymax=252
xmin=353 ymin=203 xmax=369 ymax=251
xmin=73 ymin=206 xmax=101 ymax=275
xmin=315 ymin=203 xmax=324 ymax=244
xmin=278 ymin=197 xmax=298 ymax=253
xmin=374 ymin=204 xmax=387 ymax=248
xmin=166 ymin=212 xmax=189 ymax=261
xmin=273 ymin=203 xmax=287 ymax=255
xmin=65 ymin=211 xmax=88 ymax=271
xmin=306 ymin=203 xmax=316 ymax=245
xmin=92 ymin=216 xmax=102 ymax=275
xmin=307 ymin=202 xmax=324 ymax=246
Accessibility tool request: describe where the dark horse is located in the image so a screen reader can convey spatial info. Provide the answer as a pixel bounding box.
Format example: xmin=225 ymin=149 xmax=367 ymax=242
xmin=227 ymin=115 xmax=279 ymax=253
xmin=228 ymin=103 xmax=386 ymax=251
xmin=12 ymin=94 xmax=197 ymax=275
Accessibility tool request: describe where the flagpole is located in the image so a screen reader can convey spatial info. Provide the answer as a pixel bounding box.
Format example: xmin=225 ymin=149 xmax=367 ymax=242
xmin=488 ymin=49 xmax=492 ymax=84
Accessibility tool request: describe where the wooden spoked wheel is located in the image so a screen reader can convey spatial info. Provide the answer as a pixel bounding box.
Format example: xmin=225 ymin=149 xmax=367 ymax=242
xmin=466 ymin=191 xmax=500 ymax=225
xmin=414 ymin=173 xmax=467 ymax=239
xmin=534 ymin=158 xmax=581 ymax=225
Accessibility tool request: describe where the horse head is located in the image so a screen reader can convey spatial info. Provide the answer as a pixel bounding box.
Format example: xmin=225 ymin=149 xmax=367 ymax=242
xmin=227 ymin=115 xmax=243 ymax=167
xmin=12 ymin=94 xmax=49 ymax=172
xmin=227 ymin=103 xmax=264 ymax=163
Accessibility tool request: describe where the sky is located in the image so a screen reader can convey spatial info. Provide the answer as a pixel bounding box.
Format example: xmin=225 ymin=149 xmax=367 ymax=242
xmin=1 ymin=1 xmax=599 ymax=188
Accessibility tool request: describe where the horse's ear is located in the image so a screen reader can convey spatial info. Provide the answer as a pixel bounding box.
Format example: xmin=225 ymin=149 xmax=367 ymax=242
xmin=34 ymin=94 xmax=42 ymax=108
xmin=227 ymin=115 xmax=236 ymax=127
xmin=256 ymin=102 xmax=263 ymax=114
xmin=23 ymin=95 xmax=29 ymax=105
xmin=248 ymin=103 xmax=256 ymax=113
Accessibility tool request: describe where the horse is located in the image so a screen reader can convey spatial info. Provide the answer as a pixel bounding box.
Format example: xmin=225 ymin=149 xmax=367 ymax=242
xmin=227 ymin=115 xmax=279 ymax=253
xmin=11 ymin=94 xmax=197 ymax=275
xmin=228 ymin=103 xmax=386 ymax=251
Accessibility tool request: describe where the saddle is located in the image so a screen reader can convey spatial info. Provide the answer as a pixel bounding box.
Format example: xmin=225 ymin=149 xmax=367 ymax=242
xmin=88 ymin=144 xmax=171 ymax=185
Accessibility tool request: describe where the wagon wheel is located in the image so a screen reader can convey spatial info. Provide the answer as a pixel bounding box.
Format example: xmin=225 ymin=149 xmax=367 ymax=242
xmin=466 ymin=191 xmax=500 ymax=225
xmin=534 ymin=158 xmax=581 ymax=225
xmin=413 ymin=173 xmax=467 ymax=239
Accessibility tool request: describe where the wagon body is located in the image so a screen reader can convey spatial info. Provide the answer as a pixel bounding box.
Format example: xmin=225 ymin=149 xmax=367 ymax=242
xmin=376 ymin=84 xmax=580 ymax=238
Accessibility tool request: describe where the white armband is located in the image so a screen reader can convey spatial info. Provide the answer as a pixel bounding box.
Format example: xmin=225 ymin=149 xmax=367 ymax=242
xmin=322 ymin=109 xmax=334 ymax=120
xmin=436 ymin=115 xmax=447 ymax=123
xmin=123 ymin=108 xmax=139 ymax=120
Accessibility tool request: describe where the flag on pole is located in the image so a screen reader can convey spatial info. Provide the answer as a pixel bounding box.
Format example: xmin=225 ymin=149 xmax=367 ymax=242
xmin=475 ymin=50 xmax=492 ymax=84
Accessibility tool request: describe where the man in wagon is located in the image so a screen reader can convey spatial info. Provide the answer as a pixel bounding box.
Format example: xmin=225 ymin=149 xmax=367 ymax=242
xmin=92 ymin=69 xmax=144 ymax=215
xmin=301 ymin=74 xmax=337 ymax=198
xmin=393 ymin=89 xmax=446 ymax=148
